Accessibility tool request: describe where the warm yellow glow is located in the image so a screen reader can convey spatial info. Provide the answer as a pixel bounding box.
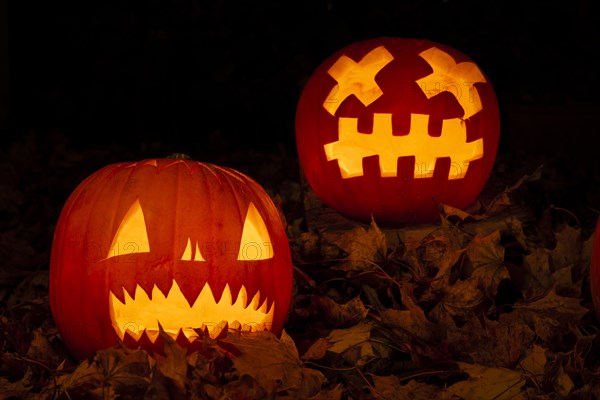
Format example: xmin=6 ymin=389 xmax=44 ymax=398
xmin=181 ymin=238 xmax=205 ymax=261
xmin=237 ymin=202 xmax=273 ymax=261
xmin=107 ymin=199 xmax=150 ymax=258
xmin=324 ymin=113 xmax=483 ymax=179
xmin=323 ymin=46 xmax=394 ymax=115
xmin=109 ymin=280 xmax=274 ymax=343
xmin=416 ymin=47 xmax=487 ymax=119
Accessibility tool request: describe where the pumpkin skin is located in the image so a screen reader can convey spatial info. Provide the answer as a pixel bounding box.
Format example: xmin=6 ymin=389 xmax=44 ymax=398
xmin=295 ymin=37 xmax=500 ymax=225
xmin=50 ymin=158 xmax=294 ymax=359
xmin=590 ymin=217 xmax=600 ymax=320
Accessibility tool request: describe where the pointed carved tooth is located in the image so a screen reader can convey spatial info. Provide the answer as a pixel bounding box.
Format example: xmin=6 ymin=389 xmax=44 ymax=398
xmin=122 ymin=287 xmax=135 ymax=302
xmin=146 ymin=330 xmax=160 ymax=343
xmin=219 ymin=284 xmax=233 ymax=307
xmin=124 ymin=286 xmax=136 ymax=303
xmin=152 ymin=284 xmax=167 ymax=302
xmin=265 ymin=304 xmax=275 ymax=329
xmin=195 ymin=282 xmax=216 ymax=307
xmin=182 ymin=328 xmax=199 ymax=341
xmin=250 ymin=289 xmax=262 ymax=311
xmin=213 ymin=321 xmax=228 ymax=339
xmin=110 ymin=279 xmax=276 ymax=344
xmin=237 ymin=285 xmax=249 ymax=309
xmin=200 ymin=323 xmax=209 ymax=335
xmin=232 ymin=286 xmax=248 ymax=310
xmin=110 ymin=287 xmax=126 ymax=305
xmin=230 ymin=320 xmax=242 ymax=332
xmin=259 ymin=297 xmax=269 ymax=314
xmin=123 ymin=325 xmax=144 ymax=341
xmin=135 ymin=284 xmax=152 ymax=303
xmin=123 ymin=329 xmax=140 ymax=345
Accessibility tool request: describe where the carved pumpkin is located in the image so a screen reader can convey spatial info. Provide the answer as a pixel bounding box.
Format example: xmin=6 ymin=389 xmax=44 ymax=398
xmin=295 ymin=37 xmax=500 ymax=225
xmin=49 ymin=157 xmax=294 ymax=359
xmin=590 ymin=217 xmax=600 ymax=320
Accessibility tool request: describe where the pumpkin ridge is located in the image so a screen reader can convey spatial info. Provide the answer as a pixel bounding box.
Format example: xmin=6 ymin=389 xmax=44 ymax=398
xmin=217 ymin=171 xmax=250 ymax=305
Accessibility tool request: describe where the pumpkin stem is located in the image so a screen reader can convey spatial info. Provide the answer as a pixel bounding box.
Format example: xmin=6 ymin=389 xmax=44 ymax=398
xmin=166 ymin=153 xmax=192 ymax=160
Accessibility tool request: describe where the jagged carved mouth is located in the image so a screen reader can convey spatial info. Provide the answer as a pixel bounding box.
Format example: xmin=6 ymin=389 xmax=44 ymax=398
xmin=109 ymin=279 xmax=275 ymax=344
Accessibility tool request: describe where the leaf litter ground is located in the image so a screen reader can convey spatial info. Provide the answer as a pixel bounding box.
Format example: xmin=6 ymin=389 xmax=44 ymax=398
xmin=1 ymin=133 xmax=600 ymax=399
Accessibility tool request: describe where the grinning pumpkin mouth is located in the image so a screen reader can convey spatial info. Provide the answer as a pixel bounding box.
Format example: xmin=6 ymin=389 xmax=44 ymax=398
xmin=109 ymin=279 xmax=275 ymax=344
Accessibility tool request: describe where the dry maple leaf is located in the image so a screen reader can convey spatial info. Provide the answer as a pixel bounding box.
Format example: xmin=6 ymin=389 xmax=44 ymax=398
xmin=444 ymin=362 xmax=526 ymax=399
xmin=324 ymin=219 xmax=387 ymax=271
xmin=514 ymin=287 xmax=590 ymax=342
xmin=221 ymin=330 xmax=327 ymax=398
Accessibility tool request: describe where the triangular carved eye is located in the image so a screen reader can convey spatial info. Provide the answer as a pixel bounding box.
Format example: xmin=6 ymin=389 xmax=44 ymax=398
xmin=237 ymin=202 xmax=273 ymax=261
xmin=107 ymin=199 xmax=150 ymax=259
xmin=181 ymin=238 xmax=205 ymax=261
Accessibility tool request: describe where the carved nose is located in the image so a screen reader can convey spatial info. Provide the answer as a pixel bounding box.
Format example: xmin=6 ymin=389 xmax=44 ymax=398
xmin=181 ymin=238 xmax=205 ymax=261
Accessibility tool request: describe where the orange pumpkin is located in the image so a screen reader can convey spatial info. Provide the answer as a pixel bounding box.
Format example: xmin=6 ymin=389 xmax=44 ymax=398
xmin=50 ymin=157 xmax=293 ymax=359
xmin=295 ymin=37 xmax=500 ymax=225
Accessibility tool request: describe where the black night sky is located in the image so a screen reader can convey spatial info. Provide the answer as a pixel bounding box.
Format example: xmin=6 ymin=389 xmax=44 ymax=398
xmin=5 ymin=1 xmax=600 ymax=158
xmin=1 ymin=0 xmax=600 ymax=232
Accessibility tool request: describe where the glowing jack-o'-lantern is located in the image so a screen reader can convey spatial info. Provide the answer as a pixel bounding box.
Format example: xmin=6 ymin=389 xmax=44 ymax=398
xmin=49 ymin=157 xmax=293 ymax=359
xmin=295 ymin=37 xmax=500 ymax=225
xmin=590 ymin=217 xmax=600 ymax=320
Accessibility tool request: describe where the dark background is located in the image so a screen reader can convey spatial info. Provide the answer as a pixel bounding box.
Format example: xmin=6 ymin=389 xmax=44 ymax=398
xmin=2 ymin=0 xmax=600 ymax=229
xmin=2 ymin=2 xmax=600 ymax=393
xmin=4 ymin=1 xmax=600 ymax=154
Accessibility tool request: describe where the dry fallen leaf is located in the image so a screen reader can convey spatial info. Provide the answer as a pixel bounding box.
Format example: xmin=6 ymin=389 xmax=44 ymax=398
xmin=301 ymin=338 xmax=330 ymax=361
xmin=53 ymin=345 xmax=153 ymax=399
xmin=523 ymin=247 xmax=553 ymax=295
xmin=379 ymin=307 xmax=440 ymax=347
xmin=445 ymin=312 xmax=535 ymax=368
xmin=3 ymin=134 xmax=600 ymax=399
xmin=550 ymin=224 xmax=583 ymax=274
xmin=518 ymin=343 xmax=547 ymax=380
xmin=371 ymin=375 xmax=441 ymax=400
xmin=444 ymin=362 xmax=526 ymax=400
xmin=325 ymin=320 xmax=376 ymax=366
xmin=324 ymin=219 xmax=387 ymax=271
xmin=223 ymin=330 xmax=327 ymax=398
xmin=514 ymin=287 xmax=590 ymax=341
xmin=148 ymin=328 xmax=188 ymax=396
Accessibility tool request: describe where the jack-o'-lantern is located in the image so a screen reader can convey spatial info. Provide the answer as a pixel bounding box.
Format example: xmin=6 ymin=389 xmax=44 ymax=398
xmin=590 ymin=217 xmax=600 ymax=320
xmin=295 ymin=37 xmax=500 ymax=225
xmin=49 ymin=156 xmax=294 ymax=359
